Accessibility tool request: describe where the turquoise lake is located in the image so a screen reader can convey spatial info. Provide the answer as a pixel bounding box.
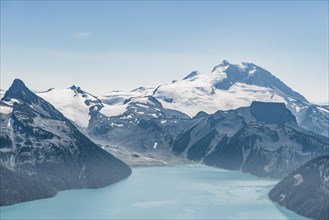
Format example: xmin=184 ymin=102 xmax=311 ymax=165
xmin=0 ymin=165 xmax=306 ymax=219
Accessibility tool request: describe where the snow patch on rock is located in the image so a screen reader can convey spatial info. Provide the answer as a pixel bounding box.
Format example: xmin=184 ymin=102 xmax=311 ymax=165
xmin=293 ymin=174 xmax=304 ymax=186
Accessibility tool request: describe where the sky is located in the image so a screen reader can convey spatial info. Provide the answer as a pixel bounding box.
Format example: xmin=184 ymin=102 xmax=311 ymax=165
xmin=1 ymin=1 xmax=328 ymax=103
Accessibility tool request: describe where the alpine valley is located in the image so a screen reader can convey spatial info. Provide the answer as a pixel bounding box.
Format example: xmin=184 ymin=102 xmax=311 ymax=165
xmin=1 ymin=60 xmax=328 ymax=220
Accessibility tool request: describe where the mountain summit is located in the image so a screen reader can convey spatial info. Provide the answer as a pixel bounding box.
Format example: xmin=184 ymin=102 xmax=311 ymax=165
xmin=211 ymin=59 xmax=230 ymax=71
xmin=151 ymin=60 xmax=327 ymax=136
xmin=2 ymin=79 xmax=64 ymax=119
xmin=3 ymin=79 xmax=38 ymax=104
xmin=210 ymin=60 xmax=307 ymax=102
xmin=152 ymin=60 xmax=307 ymax=116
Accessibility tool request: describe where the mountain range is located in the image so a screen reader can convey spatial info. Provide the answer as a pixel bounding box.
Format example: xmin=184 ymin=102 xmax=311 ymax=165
xmin=33 ymin=61 xmax=329 ymax=169
xmin=0 ymin=60 xmax=328 ymax=219
xmin=38 ymin=60 xmax=329 ymax=138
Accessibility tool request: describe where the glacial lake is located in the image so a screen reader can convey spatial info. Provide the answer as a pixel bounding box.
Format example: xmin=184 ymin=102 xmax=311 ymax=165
xmin=1 ymin=165 xmax=306 ymax=219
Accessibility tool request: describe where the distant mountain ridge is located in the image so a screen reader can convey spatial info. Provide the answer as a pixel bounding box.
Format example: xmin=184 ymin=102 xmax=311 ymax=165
xmin=33 ymin=60 xmax=329 ymax=137
xmin=100 ymin=60 xmax=327 ymax=137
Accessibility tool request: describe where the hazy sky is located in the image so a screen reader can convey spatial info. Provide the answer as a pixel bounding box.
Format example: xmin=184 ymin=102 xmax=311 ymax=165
xmin=1 ymin=1 xmax=328 ymax=103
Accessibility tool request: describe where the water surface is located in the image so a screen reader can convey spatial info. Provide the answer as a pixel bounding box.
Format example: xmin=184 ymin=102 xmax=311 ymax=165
xmin=1 ymin=165 xmax=306 ymax=219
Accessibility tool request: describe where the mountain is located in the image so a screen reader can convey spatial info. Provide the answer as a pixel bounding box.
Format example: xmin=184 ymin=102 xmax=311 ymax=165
xmin=37 ymin=86 xmax=104 ymax=128
xmin=37 ymin=86 xmax=156 ymax=129
xmin=171 ymin=101 xmax=329 ymax=178
xmin=297 ymin=104 xmax=329 ymax=137
xmin=269 ymin=155 xmax=329 ymax=220
xmin=37 ymin=85 xmax=191 ymax=165
xmin=0 ymin=79 xmax=132 ymax=206
xmin=35 ymin=60 xmax=328 ymax=137
xmin=152 ymin=60 xmax=302 ymax=116
xmin=87 ymin=95 xmax=191 ymax=165
xmin=31 ymin=60 xmax=328 ymax=166
xmin=151 ymin=60 xmax=328 ymax=137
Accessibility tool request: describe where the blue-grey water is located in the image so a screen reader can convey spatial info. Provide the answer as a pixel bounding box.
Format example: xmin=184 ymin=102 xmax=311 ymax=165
xmin=1 ymin=165 xmax=306 ymax=219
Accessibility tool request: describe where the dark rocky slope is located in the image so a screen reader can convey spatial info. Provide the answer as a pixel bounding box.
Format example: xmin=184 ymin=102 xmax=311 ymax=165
xmin=269 ymin=155 xmax=329 ymax=220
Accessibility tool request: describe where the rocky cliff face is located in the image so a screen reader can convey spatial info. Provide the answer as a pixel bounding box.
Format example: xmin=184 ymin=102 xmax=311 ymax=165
xmin=269 ymin=155 xmax=329 ymax=220
xmin=250 ymin=101 xmax=297 ymax=125
xmin=0 ymin=79 xmax=131 ymax=206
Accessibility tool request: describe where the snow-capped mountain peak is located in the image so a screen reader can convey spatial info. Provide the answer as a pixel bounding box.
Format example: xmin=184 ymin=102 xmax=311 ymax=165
xmin=1 ymin=79 xmax=64 ymax=119
xmin=151 ymin=60 xmax=310 ymax=117
xmin=68 ymin=85 xmax=89 ymax=96
xmin=69 ymin=85 xmax=78 ymax=90
xmin=3 ymin=79 xmax=36 ymax=105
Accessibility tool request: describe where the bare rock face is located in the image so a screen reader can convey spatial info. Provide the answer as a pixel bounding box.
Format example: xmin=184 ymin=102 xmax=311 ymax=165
xmin=250 ymin=101 xmax=297 ymax=125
